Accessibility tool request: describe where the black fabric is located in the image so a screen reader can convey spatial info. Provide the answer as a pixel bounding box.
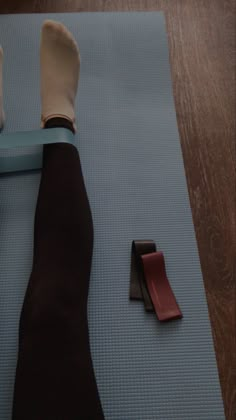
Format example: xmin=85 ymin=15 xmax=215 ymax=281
xmin=129 ymin=240 xmax=156 ymax=312
xmin=12 ymin=119 xmax=104 ymax=420
xmin=45 ymin=116 xmax=75 ymax=133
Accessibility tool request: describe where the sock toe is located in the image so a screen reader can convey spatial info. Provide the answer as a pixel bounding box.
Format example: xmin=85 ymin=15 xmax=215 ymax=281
xmin=42 ymin=20 xmax=79 ymax=55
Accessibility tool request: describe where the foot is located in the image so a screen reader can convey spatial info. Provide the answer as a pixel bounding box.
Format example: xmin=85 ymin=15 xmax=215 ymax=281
xmin=40 ymin=20 xmax=80 ymax=131
xmin=0 ymin=46 xmax=4 ymax=129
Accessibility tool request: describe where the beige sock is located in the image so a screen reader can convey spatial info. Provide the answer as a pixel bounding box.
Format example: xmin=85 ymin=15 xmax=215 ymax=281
xmin=0 ymin=46 xmax=4 ymax=129
xmin=40 ymin=20 xmax=80 ymax=131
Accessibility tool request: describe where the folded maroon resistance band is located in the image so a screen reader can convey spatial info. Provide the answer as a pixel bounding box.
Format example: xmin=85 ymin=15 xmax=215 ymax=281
xmin=130 ymin=240 xmax=182 ymax=322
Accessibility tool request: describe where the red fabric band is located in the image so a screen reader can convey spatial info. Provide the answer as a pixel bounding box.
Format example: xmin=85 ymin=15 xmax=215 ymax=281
xmin=141 ymin=251 xmax=182 ymax=322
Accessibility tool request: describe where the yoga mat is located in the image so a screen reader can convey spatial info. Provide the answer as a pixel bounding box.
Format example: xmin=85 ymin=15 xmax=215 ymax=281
xmin=0 ymin=12 xmax=225 ymax=420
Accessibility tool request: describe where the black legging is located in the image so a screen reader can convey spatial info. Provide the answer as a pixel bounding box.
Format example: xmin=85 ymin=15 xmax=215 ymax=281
xmin=12 ymin=119 xmax=104 ymax=420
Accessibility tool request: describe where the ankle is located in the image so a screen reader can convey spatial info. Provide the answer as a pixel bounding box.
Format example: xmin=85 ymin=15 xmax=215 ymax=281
xmin=44 ymin=116 xmax=75 ymax=134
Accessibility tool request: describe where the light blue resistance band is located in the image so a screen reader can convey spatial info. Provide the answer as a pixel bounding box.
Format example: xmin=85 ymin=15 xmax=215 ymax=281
xmin=0 ymin=128 xmax=74 ymax=173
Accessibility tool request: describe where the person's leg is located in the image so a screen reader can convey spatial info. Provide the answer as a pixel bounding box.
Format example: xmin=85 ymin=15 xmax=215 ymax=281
xmin=12 ymin=21 xmax=104 ymax=420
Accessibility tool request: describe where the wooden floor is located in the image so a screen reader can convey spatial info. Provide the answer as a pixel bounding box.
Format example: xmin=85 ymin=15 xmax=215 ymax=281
xmin=1 ymin=1 xmax=235 ymax=419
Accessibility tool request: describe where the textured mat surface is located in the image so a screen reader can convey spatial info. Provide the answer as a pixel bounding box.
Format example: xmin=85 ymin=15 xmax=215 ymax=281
xmin=0 ymin=12 xmax=224 ymax=420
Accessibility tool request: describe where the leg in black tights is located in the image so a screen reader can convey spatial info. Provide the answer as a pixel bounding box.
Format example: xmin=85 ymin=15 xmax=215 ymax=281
xmin=12 ymin=119 xmax=104 ymax=420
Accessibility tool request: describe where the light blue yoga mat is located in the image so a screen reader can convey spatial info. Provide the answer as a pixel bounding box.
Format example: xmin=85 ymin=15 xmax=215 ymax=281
xmin=0 ymin=12 xmax=225 ymax=420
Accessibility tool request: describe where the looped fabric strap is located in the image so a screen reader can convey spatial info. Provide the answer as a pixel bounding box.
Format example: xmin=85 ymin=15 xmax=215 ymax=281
xmin=0 ymin=128 xmax=74 ymax=173
xmin=130 ymin=240 xmax=156 ymax=311
xmin=130 ymin=240 xmax=183 ymax=322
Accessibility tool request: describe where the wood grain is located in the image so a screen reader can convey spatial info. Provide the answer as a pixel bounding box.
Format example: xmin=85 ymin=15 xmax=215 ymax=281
xmin=1 ymin=1 xmax=235 ymax=419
